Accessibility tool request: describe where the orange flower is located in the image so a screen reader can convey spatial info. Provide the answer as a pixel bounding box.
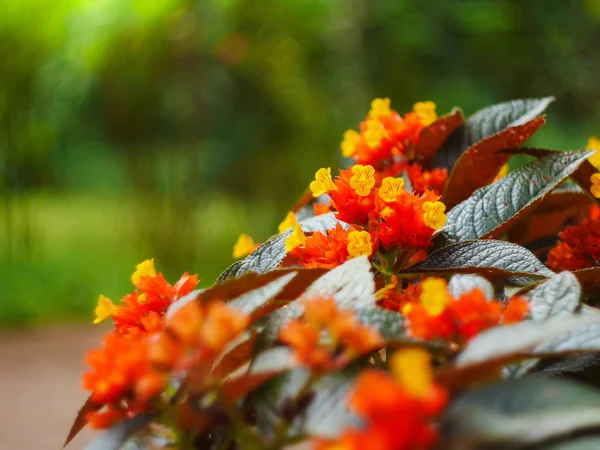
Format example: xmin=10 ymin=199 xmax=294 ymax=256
xmin=107 ymin=261 xmax=199 ymax=338
xmin=286 ymin=224 xmax=355 ymax=269
xmin=279 ymin=297 xmax=382 ymax=371
xmin=340 ymin=98 xmax=437 ymax=167
xmin=319 ymin=348 xmax=447 ymax=450
xmin=83 ymin=332 xmax=165 ymax=429
xmin=397 ymin=278 xmax=529 ymax=343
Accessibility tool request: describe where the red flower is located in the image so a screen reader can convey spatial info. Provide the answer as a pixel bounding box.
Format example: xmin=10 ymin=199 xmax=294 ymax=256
xmin=547 ymin=217 xmax=600 ymax=271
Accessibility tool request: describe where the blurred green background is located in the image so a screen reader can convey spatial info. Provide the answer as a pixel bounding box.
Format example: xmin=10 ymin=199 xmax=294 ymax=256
xmin=2 ymin=0 xmax=600 ymax=326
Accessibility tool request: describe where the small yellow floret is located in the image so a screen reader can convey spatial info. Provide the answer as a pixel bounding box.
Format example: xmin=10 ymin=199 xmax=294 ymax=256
xmin=378 ymin=177 xmax=405 ymax=202
xmin=413 ymin=101 xmax=437 ymax=126
xmin=364 ymin=120 xmax=387 ymax=149
xmin=390 ymin=348 xmax=434 ymax=398
xmin=278 ymin=211 xmax=298 ymax=234
xmin=350 ymin=164 xmax=376 ymax=196
xmin=131 ymin=259 xmax=156 ymax=285
xmin=233 ymin=233 xmax=257 ymax=258
xmin=310 ymin=167 xmax=336 ymax=198
xmin=347 ymin=230 xmax=373 ymax=258
xmin=587 ymin=136 xmax=600 ymax=169
xmin=285 ymin=224 xmax=306 ymax=252
xmin=423 ymin=201 xmax=447 ymax=230
xmin=420 ymin=278 xmax=449 ymax=316
xmin=591 ymin=173 xmax=600 ymax=199
xmin=368 ymin=97 xmax=392 ymax=120
xmin=94 ymin=295 xmax=117 ymax=324
xmin=341 ymin=130 xmax=360 ymax=158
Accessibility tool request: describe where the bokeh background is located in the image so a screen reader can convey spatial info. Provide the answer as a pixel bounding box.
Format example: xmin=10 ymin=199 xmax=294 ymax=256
xmin=3 ymin=0 xmax=600 ymax=326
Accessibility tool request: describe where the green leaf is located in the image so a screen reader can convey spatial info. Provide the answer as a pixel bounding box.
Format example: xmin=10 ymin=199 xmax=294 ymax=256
xmin=442 ymin=150 xmax=593 ymax=243
xmin=544 ymin=436 xmax=600 ymax=449
xmin=218 ymin=213 xmax=345 ymax=282
xmin=440 ymin=377 xmax=600 ymax=449
xmin=527 ymin=271 xmax=581 ymax=321
xmin=442 ymin=116 xmax=545 ymax=209
xmin=432 ymin=96 xmax=554 ymax=171
xmin=250 ymin=347 xmax=295 ymax=374
xmin=84 ymin=414 xmax=154 ymax=450
xmin=448 ymin=274 xmax=494 ymax=299
xmin=403 ymin=240 xmax=554 ymax=278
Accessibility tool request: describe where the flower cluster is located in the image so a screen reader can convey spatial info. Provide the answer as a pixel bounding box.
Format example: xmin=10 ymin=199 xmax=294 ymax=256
xmin=83 ymin=260 xmax=199 ymax=428
xmin=316 ymin=348 xmax=448 ymax=450
xmin=547 ymin=215 xmax=600 ymax=271
xmin=284 ymin=166 xmax=447 ymax=269
xmin=279 ymin=297 xmax=382 ymax=371
xmin=380 ymin=278 xmax=529 ymax=342
xmin=94 ymin=259 xmax=198 ymax=338
xmin=340 ymin=98 xmax=447 ymax=195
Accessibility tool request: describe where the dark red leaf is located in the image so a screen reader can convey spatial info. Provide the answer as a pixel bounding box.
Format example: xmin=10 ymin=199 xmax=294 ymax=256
xmin=413 ymin=108 xmax=464 ymax=168
xmin=63 ymin=395 xmax=102 ymax=448
xmin=442 ymin=117 xmax=545 ymax=209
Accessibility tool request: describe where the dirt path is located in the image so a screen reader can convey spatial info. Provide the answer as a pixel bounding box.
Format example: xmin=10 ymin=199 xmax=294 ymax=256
xmin=0 ymin=324 xmax=108 ymax=450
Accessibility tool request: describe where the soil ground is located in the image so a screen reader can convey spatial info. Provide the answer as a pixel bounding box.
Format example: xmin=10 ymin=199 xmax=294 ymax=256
xmin=0 ymin=324 xmax=108 ymax=449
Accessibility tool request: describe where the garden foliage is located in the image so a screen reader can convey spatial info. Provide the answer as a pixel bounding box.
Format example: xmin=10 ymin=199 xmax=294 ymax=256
xmin=66 ymin=97 xmax=600 ymax=449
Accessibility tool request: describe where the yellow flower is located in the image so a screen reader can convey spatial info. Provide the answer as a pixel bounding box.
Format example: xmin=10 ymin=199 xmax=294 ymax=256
xmin=422 ymin=201 xmax=447 ymax=230
xmin=390 ymin=348 xmax=434 ymax=398
xmin=285 ymin=224 xmax=306 ymax=252
xmin=420 ymin=278 xmax=449 ymax=316
xmin=496 ymin=163 xmax=509 ymax=179
xmin=94 ymin=295 xmax=117 ymax=324
xmin=378 ymin=177 xmax=405 ymax=202
xmin=309 ymin=167 xmax=336 ymax=198
xmin=233 ymin=233 xmax=257 ymax=258
xmin=413 ymin=101 xmax=437 ymax=126
xmin=347 ymin=230 xmax=373 ymax=258
xmin=131 ymin=259 xmax=156 ymax=285
xmin=591 ymin=173 xmax=600 ymax=198
xmin=341 ymin=129 xmax=360 ymax=158
xmin=586 ymin=136 xmax=600 ymax=169
xmin=278 ymin=211 xmax=298 ymax=233
xmin=350 ymin=164 xmax=376 ymax=196
xmin=364 ymin=119 xmax=387 ymax=149
xmin=368 ymin=97 xmax=392 ymax=120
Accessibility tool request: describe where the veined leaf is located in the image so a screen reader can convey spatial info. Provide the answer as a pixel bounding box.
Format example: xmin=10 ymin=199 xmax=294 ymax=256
xmin=403 ymin=240 xmax=554 ymax=278
xmin=413 ymin=108 xmax=464 ymax=168
xmin=527 ymin=271 xmax=581 ymax=321
xmin=442 ymin=116 xmax=545 ymax=209
xmin=442 ymin=150 xmax=593 ymax=243
xmin=508 ymin=186 xmax=590 ymax=246
xmin=228 ymin=272 xmax=297 ymax=315
xmin=448 ymin=274 xmax=494 ymax=299
xmin=455 ymin=315 xmax=595 ymax=367
xmin=168 ymin=267 xmax=327 ymax=319
xmin=84 ymin=414 xmax=154 ymax=450
xmin=353 ymin=308 xmax=405 ymax=341
xmin=218 ymin=213 xmax=345 ymax=282
xmin=440 ymin=377 xmax=600 ymax=449
xmin=254 ymin=257 xmax=377 ymax=352
xmin=432 ymin=96 xmax=554 ymax=171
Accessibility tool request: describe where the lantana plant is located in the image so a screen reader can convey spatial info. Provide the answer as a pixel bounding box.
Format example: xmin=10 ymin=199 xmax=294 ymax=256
xmin=67 ymin=97 xmax=600 ymax=450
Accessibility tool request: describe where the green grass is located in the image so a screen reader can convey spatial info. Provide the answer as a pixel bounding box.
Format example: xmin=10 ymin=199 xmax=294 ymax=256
xmin=0 ymin=194 xmax=279 ymax=327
